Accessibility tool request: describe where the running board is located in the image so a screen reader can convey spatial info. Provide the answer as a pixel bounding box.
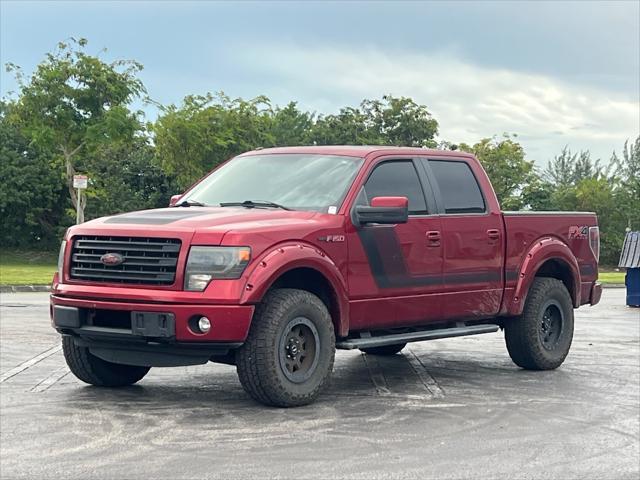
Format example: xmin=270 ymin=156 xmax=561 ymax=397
xmin=335 ymin=324 xmax=499 ymax=350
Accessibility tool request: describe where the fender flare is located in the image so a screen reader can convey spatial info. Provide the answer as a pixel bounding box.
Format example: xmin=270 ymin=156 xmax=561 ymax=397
xmin=508 ymin=237 xmax=581 ymax=315
xmin=240 ymin=242 xmax=350 ymax=336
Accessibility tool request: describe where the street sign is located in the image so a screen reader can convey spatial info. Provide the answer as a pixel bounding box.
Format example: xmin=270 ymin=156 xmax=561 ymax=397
xmin=73 ymin=175 xmax=88 ymax=189
xmin=73 ymin=175 xmax=88 ymax=224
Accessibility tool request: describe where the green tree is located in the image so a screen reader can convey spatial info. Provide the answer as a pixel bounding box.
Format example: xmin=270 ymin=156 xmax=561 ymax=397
xmin=310 ymin=106 xmax=380 ymax=145
xmin=0 ymin=101 xmax=67 ymax=246
xmin=459 ymin=135 xmax=534 ymax=209
xmin=611 ymin=136 xmax=640 ymax=232
xmin=520 ymin=175 xmax=555 ymax=211
xmin=545 ymin=147 xmax=602 ymax=187
xmin=542 ymin=138 xmax=639 ymax=265
xmin=155 ymin=93 xmax=439 ymax=189
xmin=84 ymin=139 xmax=177 ymax=219
xmin=310 ymin=95 xmax=438 ymax=147
xmin=5 ymin=38 xmax=146 ymax=222
xmin=270 ymin=102 xmax=314 ymax=146
xmin=153 ymin=93 xmax=274 ymax=189
xmin=574 ymin=177 xmax=620 ymax=265
xmin=361 ymin=95 xmax=439 ymax=147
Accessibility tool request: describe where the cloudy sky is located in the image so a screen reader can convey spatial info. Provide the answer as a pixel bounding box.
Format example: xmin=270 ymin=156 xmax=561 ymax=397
xmin=1 ymin=0 xmax=638 ymax=165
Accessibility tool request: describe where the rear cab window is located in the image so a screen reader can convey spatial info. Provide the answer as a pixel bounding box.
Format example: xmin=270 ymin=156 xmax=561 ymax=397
xmin=424 ymin=159 xmax=486 ymax=214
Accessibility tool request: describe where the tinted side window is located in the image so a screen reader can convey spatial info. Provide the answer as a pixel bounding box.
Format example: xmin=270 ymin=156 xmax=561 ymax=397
xmin=428 ymin=160 xmax=485 ymax=214
xmin=364 ymin=161 xmax=427 ymax=214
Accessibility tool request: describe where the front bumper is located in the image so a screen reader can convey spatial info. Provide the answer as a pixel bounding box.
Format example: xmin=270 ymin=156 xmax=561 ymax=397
xmin=51 ymin=295 xmax=254 ymax=366
xmin=51 ymin=295 xmax=254 ymax=342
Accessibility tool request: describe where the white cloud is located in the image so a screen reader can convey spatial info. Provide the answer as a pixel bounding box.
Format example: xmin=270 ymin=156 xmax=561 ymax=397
xmin=234 ymin=45 xmax=639 ymax=164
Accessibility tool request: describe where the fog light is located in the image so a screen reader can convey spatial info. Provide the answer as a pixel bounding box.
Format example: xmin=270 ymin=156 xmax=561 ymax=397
xmin=198 ymin=316 xmax=211 ymax=333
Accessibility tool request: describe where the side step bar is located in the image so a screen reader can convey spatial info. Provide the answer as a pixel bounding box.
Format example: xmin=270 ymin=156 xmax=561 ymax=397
xmin=336 ymin=324 xmax=499 ymax=350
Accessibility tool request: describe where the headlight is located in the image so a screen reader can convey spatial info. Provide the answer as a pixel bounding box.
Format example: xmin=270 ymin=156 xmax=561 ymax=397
xmin=57 ymin=240 xmax=67 ymax=281
xmin=184 ymin=246 xmax=251 ymax=291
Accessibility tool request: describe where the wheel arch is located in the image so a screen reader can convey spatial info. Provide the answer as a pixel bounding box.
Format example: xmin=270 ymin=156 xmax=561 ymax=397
xmin=240 ymin=243 xmax=349 ymax=337
xmin=508 ymin=237 xmax=581 ymax=315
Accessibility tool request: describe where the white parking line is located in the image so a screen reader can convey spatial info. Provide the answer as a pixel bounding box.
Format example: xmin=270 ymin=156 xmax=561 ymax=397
xmin=361 ymin=353 xmax=391 ymax=395
xmin=405 ymin=347 xmax=445 ymax=398
xmin=0 ymin=344 xmax=62 ymax=384
xmin=30 ymin=366 xmax=70 ymax=392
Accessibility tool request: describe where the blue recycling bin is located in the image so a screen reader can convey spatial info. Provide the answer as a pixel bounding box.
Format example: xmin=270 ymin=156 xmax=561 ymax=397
xmin=619 ymin=231 xmax=640 ymax=307
xmin=626 ymin=268 xmax=640 ymax=307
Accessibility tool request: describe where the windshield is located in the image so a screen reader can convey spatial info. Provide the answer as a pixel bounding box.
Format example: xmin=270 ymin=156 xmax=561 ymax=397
xmin=182 ymin=154 xmax=364 ymax=212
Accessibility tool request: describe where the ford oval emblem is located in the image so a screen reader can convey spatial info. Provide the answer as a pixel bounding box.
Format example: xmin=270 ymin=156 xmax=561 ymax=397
xmin=100 ymin=252 xmax=124 ymax=266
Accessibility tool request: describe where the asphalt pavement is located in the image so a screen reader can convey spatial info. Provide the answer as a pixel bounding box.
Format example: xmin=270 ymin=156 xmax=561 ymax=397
xmin=0 ymin=290 xmax=638 ymax=480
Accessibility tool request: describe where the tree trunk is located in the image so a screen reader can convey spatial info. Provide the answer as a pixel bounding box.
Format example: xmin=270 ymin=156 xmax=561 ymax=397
xmin=62 ymin=144 xmax=85 ymax=223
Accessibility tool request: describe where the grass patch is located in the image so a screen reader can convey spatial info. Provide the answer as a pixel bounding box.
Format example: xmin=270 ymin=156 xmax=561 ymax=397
xmin=1 ymin=250 xmax=57 ymax=285
xmin=597 ymin=271 xmax=626 ymax=285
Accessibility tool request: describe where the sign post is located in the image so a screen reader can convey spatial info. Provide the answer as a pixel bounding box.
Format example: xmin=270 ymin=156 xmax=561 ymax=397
xmin=73 ymin=175 xmax=88 ymax=224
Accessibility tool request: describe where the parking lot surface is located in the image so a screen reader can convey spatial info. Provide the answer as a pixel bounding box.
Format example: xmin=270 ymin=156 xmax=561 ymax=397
xmin=0 ymin=289 xmax=638 ymax=480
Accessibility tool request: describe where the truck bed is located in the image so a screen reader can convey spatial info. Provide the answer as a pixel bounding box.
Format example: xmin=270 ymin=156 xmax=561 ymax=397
xmin=502 ymin=210 xmax=599 ymax=306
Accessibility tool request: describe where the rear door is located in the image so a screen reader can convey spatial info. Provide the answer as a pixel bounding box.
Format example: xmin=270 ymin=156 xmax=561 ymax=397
xmin=418 ymin=158 xmax=504 ymax=320
xmin=347 ymin=158 xmax=443 ymax=330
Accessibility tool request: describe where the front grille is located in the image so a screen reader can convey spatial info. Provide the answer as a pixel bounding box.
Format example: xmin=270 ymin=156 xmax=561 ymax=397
xmin=70 ymin=236 xmax=181 ymax=285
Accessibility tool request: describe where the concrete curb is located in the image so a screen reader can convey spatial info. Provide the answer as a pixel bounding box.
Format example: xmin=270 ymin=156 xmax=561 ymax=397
xmin=0 ymin=285 xmax=51 ymax=293
xmin=602 ymin=284 xmax=626 ymax=289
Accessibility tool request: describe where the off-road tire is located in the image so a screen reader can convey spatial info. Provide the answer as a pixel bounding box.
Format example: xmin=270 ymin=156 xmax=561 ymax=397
xmin=505 ymin=277 xmax=574 ymax=370
xmin=62 ymin=336 xmax=150 ymax=387
xmin=360 ymin=343 xmax=407 ymax=356
xmin=236 ymin=288 xmax=335 ymax=407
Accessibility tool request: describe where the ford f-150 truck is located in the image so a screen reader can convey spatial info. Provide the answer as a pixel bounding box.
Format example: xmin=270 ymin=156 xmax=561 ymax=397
xmin=51 ymin=146 xmax=602 ymax=407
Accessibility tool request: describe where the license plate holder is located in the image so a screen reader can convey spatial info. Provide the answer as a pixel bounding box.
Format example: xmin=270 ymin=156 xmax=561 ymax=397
xmin=131 ymin=311 xmax=175 ymax=338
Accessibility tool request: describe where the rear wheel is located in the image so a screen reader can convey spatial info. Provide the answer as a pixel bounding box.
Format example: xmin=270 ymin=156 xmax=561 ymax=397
xmin=62 ymin=336 xmax=150 ymax=386
xmin=236 ymin=288 xmax=335 ymax=407
xmin=360 ymin=343 xmax=406 ymax=356
xmin=504 ymin=277 xmax=574 ymax=370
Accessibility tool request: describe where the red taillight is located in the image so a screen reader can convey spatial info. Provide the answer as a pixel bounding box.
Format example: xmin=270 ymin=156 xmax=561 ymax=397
xmin=589 ymin=226 xmax=600 ymax=263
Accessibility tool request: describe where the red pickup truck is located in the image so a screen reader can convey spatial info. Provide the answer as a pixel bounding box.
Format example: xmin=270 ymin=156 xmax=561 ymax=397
xmin=51 ymin=146 xmax=602 ymax=407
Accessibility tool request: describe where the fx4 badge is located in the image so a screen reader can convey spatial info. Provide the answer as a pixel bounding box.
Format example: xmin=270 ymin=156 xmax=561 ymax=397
xmin=568 ymin=226 xmax=588 ymax=239
xmin=318 ymin=234 xmax=345 ymax=243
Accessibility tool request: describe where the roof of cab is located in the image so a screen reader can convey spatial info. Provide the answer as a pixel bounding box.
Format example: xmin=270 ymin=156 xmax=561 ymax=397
xmin=239 ymin=145 xmax=474 ymax=159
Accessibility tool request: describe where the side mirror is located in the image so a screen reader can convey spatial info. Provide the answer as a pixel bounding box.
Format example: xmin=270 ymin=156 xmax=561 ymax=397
xmin=354 ymin=196 xmax=409 ymax=226
xmin=169 ymin=194 xmax=182 ymax=207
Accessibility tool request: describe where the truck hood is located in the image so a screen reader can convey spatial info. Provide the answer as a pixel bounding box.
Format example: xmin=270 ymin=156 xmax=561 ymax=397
xmin=75 ymin=207 xmax=318 ymax=245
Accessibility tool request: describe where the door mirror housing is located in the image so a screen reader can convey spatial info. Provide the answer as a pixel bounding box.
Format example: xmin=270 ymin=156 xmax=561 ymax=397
xmin=169 ymin=194 xmax=182 ymax=207
xmin=354 ymin=196 xmax=409 ymax=226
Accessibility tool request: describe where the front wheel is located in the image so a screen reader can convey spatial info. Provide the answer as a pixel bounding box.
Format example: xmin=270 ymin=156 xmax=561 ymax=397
xmin=504 ymin=277 xmax=574 ymax=370
xmin=236 ymin=288 xmax=335 ymax=407
xmin=62 ymin=336 xmax=150 ymax=386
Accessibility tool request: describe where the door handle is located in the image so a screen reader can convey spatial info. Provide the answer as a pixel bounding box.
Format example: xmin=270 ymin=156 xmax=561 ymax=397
xmin=426 ymin=230 xmax=441 ymax=247
xmin=487 ymin=229 xmax=500 ymax=240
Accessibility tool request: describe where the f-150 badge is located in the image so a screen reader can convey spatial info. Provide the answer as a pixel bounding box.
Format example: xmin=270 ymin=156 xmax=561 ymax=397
xmin=318 ymin=235 xmax=345 ymax=243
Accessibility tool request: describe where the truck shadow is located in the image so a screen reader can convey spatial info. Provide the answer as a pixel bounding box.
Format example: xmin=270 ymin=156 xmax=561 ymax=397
xmin=59 ymin=348 xmax=575 ymax=418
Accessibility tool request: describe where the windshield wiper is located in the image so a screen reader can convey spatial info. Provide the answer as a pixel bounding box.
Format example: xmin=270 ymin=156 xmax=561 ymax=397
xmin=173 ymin=200 xmax=207 ymax=207
xmin=219 ymin=200 xmax=292 ymax=211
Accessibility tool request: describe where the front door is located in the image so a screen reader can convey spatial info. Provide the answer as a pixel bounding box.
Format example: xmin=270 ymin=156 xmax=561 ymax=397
xmin=347 ymin=158 xmax=443 ymax=330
